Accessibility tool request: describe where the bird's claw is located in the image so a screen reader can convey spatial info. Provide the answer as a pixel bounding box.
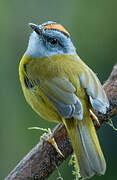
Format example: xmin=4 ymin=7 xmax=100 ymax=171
xmin=89 ymin=109 xmax=100 ymax=126
xmin=40 ymin=128 xmax=64 ymax=158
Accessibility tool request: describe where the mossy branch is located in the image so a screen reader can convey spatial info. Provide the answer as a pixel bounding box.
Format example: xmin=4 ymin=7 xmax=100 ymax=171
xmin=5 ymin=63 xmax=117 ymax=180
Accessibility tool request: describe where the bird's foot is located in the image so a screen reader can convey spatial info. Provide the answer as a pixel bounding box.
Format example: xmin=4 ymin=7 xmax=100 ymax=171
xmin=40 ymin=128 xmax=64 ymax=157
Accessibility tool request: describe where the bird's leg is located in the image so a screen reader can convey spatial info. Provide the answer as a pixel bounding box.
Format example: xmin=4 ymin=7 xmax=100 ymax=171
xmin=40 ymin=128 xmax=64 ymax=157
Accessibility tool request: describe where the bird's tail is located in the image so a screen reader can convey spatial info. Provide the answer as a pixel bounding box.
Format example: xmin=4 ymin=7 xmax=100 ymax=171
xmin=63 ymin=116 xmax=106 ymax=179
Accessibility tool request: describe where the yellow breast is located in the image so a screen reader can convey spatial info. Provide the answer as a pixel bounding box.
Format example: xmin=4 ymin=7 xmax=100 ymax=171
xmin=19 ymin=54 xmax=90 ymax=122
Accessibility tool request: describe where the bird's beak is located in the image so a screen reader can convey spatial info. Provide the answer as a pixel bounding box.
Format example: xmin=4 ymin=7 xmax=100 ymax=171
xmin=29 ymin=23 xmax=42 ymax=35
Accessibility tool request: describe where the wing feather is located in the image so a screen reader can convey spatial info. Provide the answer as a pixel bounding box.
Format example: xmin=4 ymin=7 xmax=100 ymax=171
xmin=79 ymin=68 xmax=109 ymax=114
xmin=39 ymin=77 xmax=83 ymax=120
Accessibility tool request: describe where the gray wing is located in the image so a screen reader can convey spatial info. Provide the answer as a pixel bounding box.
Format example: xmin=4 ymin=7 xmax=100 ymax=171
xmin=39 ymin=77 xmax=83 ymax=120
xmin=79 ymin=69 xmax=109 ymax=114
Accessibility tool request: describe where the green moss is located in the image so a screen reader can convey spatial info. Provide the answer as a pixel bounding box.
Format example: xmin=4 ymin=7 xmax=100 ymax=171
xmin=69 ymin=153 xmax=84 ymax=180
xmin=106 ymin=119 xmax=117 ymax=131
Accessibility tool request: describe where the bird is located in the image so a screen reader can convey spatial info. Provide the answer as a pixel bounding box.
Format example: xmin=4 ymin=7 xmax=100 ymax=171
xmin=19 ymin=21 xmax=109 ymax=179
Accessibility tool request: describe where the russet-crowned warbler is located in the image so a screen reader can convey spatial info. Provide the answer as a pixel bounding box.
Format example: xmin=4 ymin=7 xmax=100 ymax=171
xmin=19 ymin=21 xmax=109 ymax=179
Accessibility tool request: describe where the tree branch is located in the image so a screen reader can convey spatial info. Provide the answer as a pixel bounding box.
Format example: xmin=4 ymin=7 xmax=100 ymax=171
xmin=5 ymin=63 xmax=117 ymax=180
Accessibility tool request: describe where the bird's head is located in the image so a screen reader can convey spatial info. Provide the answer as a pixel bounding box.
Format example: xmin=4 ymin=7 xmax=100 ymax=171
xmin=26 ymin=21 xmax=76 ymax=58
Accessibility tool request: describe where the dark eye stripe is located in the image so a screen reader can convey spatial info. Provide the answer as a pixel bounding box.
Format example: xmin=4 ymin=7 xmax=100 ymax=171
xmin=47 ymin=37 xmax=58 ymax=45
xmin=43 ymin=35 xmax=64 ymax=49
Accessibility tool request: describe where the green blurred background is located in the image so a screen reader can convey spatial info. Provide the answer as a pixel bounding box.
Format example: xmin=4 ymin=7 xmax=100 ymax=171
xmin=0 ymin=0 xmax=117 ymax=179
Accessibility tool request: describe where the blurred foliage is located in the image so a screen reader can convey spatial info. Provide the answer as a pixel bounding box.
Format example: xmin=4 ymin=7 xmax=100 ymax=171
xmin=0 ymin=0 xmax=117 ymax=179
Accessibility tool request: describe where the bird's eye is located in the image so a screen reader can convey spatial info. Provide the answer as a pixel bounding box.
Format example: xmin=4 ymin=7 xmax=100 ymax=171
xmin=47 ymin=37 xmax=58 ymax=46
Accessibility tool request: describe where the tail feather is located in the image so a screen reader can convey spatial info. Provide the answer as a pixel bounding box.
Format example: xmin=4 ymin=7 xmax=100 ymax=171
xmin=63 ymin=117 xmax=106 ymax=179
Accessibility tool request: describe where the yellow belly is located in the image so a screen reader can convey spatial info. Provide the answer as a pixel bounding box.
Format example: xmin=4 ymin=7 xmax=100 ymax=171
xmin=22 ymin=83 xmax=62 ymax=122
